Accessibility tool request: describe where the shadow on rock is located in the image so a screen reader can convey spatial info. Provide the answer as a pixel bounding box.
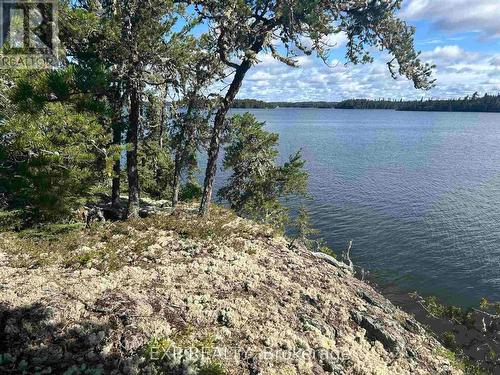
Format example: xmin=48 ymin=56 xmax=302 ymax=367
xmin=0 ymin=302 xmax=120 ymax=374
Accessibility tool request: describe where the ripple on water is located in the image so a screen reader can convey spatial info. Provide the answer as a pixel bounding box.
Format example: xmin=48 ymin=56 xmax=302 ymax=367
xmin=210 ymin=109 xmax=500 ymax=306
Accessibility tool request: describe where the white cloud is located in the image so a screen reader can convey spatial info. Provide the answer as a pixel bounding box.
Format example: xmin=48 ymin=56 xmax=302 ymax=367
xmin=421 ymin=45 xmax=479 ymax=63
xmin=402 ymin=0 xmax=500 ymax=38
xmin=298 ymin=32 xmax=348 ymax=53
xmin=246 ymin=71 xmax=274 ymax=81
xmin=421 ymin=39 xmax=444 ymax=45
xmin=233 ymin=47 xmax=500 ymax=101
xmin=256 ymin=53 xmax=280 ymax=67
xmin=295 ymin=55 xmax=314 ymax=67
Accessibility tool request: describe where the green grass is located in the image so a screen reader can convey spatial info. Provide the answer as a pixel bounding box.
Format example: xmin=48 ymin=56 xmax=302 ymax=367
xmin=18 ymin=223 xmax=84 ymax=241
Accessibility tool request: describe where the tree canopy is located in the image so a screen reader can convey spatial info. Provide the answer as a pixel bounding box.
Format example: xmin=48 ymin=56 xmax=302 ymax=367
xmin=0 ymin=0 xmax=436 ymax=227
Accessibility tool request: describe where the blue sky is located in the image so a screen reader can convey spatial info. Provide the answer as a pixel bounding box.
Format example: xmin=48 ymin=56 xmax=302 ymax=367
xmin=225 ymin=0 xmax=500 ymax=102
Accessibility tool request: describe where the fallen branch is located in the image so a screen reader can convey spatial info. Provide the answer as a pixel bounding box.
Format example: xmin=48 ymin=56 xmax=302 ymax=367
xmin=472 ymin=308 xmax=500 ymax=320
xmin=311 ymin=251 xmax=354 ymax=274
xmin=342 ymin=240 xmax=354 ymax=270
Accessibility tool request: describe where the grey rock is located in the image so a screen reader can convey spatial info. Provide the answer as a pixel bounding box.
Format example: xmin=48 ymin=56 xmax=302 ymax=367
xmin=350 ymin=310 xmax=363 ymax=325
xmin=359 ymin=316 xmax=402 ymax=354
xmin=351 ymin=311 xmax=403 ymax=354
xmin=302 ymin=293 xmax=321 ymax=310
xmin=315 ymin=348 xmax=342 ymax=373
xmin=217 ymin=308 xmax=234 ymax=328
xmin=402 ymin=318 xmax=422 ymax=334
xmin=300 ymin=315 xmax=337 ymax=341
xmin=87 ymin=333 xmax=98 ymax=345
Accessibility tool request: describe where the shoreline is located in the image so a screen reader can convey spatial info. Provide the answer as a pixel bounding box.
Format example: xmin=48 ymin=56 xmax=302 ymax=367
xmin=364 ymin=273 xmax=500 ymax=373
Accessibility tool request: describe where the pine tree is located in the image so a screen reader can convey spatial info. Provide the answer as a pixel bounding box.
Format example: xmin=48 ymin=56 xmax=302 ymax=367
xmin=217 ymin=113 xmax=308 ymax=229
xmin=288 ymin=205 xmax=319 ymax=250
xmin=169 ymin=38 xmax=222 ymax=207
xmin=0 ymin=102 xmax=110 ymax=223
xmin=64 ymin=0 xmax=194 ymax=218
xmin=139 ymin=92 xmax=174 ymax=200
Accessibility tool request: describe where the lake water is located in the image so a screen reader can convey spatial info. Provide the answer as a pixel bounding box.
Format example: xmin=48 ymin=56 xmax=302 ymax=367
xmin=213 ymin=108 xmax=500 ymax=307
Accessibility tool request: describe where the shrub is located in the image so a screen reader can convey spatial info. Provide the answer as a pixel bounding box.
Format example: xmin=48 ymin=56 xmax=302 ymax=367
xmin=139 ymin=145 xmax=174 ymax=200
xmin=218 ymin=113 xmax=308 ymax=229
xmin=0 ymin=209 xmax=23 ymax=231
xmin=199 ymin=362 xmax=225 ymax=375
xmin=179 ymin=180 xmax=202 ymax=202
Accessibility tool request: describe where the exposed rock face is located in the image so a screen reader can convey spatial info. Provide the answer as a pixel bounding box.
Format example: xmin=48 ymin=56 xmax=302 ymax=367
xmin=0 ymin=206 xmax=461 ymax=374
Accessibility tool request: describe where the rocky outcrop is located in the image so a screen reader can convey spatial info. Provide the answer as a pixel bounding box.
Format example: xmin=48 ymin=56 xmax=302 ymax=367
xmin=0 ymin=206 xmax=461 ymax=374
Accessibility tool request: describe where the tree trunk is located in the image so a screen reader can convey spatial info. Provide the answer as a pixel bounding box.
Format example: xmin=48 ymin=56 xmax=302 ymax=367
xmin=111 ymin=116 xmax=122 ymax=208
xmin=172 ymin=151 xmax=181 ymax=208
xmin=111 ymin=158 xmax=121 ymax=208
xmin=126 ymin=84 xmax=140 ymax=218
xmin=171 ymin=96 xmax=195 ymax=208
xmin=155 ymin=96 xmax=167 ymax=187
xmin=111 ymin=172 xmax=121 ymax=207
xmin=159 ymin=92 xmax=167 ymax=150
xmin=199 ymin=61 xmax=252 ymax=216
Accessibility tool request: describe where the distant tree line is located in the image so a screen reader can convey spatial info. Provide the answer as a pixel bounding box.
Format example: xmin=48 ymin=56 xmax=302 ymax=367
xmin=272 ymin=101 xmax=339 ymax=108
xmin=231 ymin=99 xmax=275 ymax=109
xmin=232 ymin=93 xmax=500 ymax=112
xmin=334 ymin=99 xmax=400 ymax=109
xmin=231 ymin=99 xmax=338 ymax=109
xmin=397 ymin=93 xmax=500 ymax=112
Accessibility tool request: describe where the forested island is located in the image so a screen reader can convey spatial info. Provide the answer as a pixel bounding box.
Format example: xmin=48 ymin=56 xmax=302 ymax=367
xmin=232 ymin=98 xmax=339 ymax=109
xmin=232 ymin=93 xmax=500 ymax=112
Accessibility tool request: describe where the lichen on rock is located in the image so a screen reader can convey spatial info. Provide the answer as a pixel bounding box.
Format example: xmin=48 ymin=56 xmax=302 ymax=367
xmin=0 ymin=205 xmax=462 ymax=374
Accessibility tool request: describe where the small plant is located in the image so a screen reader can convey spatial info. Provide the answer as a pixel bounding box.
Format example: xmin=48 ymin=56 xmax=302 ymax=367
xmin=436 ymin=348 xmax=489 ymax=375
xmin=0 ymin=209 xmax=23 ymax=231
xmin=288 ymin=205 xmax=319 ymax=250
xmin=479 ymin=298 xmax=500 ymax=316
xmin=199 ymin=362 xmax=225 ymax=375
xmin=142 ymin=332 xmax=223 ymax=374
xmin=417 ymin=295 xmax=475 ymax=327
xmin=316 ymin=239 xmax=337 ymax=258
xmin=487 ymin=348 xmax=497 ymax=362
xmin=442 ymin=331 xmax=457 ymax=350
xmin=17 ymin=223 xmax=83 ymax=242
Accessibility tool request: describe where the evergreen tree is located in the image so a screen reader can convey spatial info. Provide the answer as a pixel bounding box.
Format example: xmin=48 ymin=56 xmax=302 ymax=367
xmin=288 ymin=205 xmax=319 ymax=250
xmin=217 ymin=113 xmax=308 ymax=229
xmin=169 ymin=41 xmax=222 ymax=207
xmin=60 ymin=3 xmax=126 ymax=208
xmin=139 ymin=92 xmax=174 ymax=200
xmin=0 ymin=102 xmax=110 ymax=223
xmin=0 ymin=64 xmax=119 ymax=223
xmin=170 ymin=93 xmax=209 ymax=207
xmin=64 ymin=0 xmax=194 ymax=217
